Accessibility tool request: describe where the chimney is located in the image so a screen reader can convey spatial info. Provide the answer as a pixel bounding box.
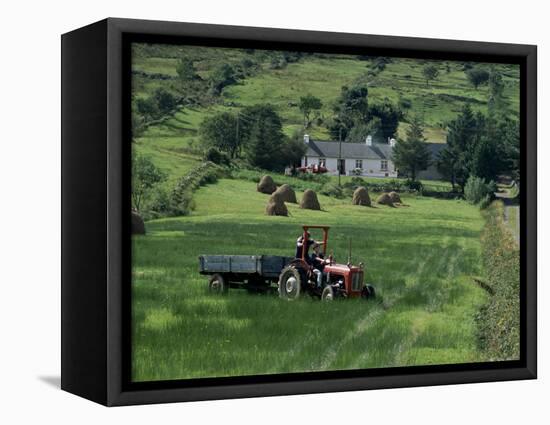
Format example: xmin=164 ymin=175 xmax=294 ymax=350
xmin=304 ymin=134 xmax=310 ymax=144
xmin=389 ymin=138 xmax=396 ymax=147
xmin=366 ymin=135 xmax=372 ymax=146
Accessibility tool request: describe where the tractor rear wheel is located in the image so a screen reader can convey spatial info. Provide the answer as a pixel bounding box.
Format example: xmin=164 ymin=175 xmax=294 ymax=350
xmin=208 ymin=273 xmax=228 ymax=295
xmin=321 ymin=285 xmax=335 ymax=301
xmin=278 ymin=266 xmax=303 ymax=300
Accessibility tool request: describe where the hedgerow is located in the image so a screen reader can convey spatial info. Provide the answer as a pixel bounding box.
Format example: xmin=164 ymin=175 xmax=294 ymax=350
xmin=477 ymin=201 xmax=520 ymax=360
xmin=148 ymin=161 xmax=226 ymax=218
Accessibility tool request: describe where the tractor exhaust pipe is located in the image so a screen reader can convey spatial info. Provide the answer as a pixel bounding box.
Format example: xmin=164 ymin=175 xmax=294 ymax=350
xmin=348 ymin=237 xmax=352 ymax=265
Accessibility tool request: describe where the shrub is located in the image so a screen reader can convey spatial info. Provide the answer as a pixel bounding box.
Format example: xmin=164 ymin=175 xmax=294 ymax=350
xmin=398 ymin=97 xmax=412 ymax=109
xmin=477 ymin=202 xmax=520 ymax=360
xmin=464 ymin=175 xmax=496 ymax=206
xmin=320 ymin=183 xmax=345 ymax=199
xmin=295 ymin=172 xmax=330 ymax=185
xmin=203 ymin=147 xmax=230 ymax=166
xmin=405 ymin=179 xmax=423 ymax=192
xmin=478 ymin=194 xmax=492 ymax=210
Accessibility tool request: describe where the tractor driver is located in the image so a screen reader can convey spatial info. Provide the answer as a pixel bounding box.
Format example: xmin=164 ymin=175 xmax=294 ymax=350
xmin=311 ymin=242 xmax=329 ymax=288
xmin=295 ymin=231 xmax=315 ymax=262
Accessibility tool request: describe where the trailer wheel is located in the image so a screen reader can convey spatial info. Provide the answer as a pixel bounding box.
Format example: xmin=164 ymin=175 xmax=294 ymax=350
xmin=361 ymin=284 xmax=375 ymax=300
xmin=208 ymin=273 xmax=228 ymax=295
xmin=278 ymin=266 xmax=302 ymax=300
xmin=321 ymin=285 xmax=335 ymax=301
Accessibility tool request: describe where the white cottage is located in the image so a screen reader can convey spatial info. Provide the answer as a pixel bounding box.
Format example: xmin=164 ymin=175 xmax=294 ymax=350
xmin=301 ymin=134 xmax=398 ymax=178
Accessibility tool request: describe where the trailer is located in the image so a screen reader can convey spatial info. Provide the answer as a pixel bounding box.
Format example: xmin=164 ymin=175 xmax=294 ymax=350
xmin=198 ymin=254 xmax=294 ymax=293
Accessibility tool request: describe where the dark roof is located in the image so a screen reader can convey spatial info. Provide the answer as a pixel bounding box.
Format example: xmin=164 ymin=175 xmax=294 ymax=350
xmin=425 ymin=142 xmax=446 ymax=158
xmin=305 ymin=140 xmax=446 ymax=160
xmin=305 ymin=140 xmax=393 ymax=160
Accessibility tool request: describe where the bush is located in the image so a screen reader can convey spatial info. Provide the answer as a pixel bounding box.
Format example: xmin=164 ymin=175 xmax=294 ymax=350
xmin=320 ymin=183 xmax=345 ymax=199
xmin=295 ymin=172 xmax=330 ymax=185
xmin=477 ymin=202 xmax=520 ymax=360
xmin=405 ymin=179 xmax=423 ymax=192
xmin=464 ymin=175 xmax=496 ymax=206
xmin=203 ymin=147 xmax=230 ymax=166
xmin=398 ymin=97 xmax=412 ymax=109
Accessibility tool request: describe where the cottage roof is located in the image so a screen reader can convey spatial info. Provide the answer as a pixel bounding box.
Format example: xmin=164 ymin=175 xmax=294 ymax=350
xmin=305 ymin=140 xmax=393 ymax=160
xmin=305 ymin=140 xmax=446 ymax=160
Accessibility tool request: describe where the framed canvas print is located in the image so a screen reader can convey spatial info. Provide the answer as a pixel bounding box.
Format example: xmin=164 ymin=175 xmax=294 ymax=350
xmin=61 ymin=18 xmax=537 ymax=406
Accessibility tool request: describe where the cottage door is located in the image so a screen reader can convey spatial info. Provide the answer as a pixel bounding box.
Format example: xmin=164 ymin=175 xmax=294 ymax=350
xmin=338 ymin=159 xmax=346 ymax=175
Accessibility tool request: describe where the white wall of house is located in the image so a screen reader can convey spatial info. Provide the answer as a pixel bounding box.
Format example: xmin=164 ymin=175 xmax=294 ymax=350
xmin=346 ymin=158 xmax=397 ymax=178
xmin=302 ymin=155 xmax=397 ymax=178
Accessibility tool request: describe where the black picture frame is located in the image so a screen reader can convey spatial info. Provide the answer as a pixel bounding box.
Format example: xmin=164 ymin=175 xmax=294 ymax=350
xmin=61 ymin=17 xmax=537 ymax=406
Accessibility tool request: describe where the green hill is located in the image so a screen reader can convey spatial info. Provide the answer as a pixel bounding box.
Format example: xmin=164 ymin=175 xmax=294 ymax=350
xmin=131 ymin=44 xmax=520 ymax=183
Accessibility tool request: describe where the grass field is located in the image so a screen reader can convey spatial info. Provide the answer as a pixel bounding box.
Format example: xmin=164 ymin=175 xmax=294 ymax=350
xmin=132 ymin=178 xmax=488 ymax=381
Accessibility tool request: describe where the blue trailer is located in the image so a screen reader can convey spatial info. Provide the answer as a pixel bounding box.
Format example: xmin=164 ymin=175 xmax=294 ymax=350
xmin=198 ymin=255 xmax=294 ymax=293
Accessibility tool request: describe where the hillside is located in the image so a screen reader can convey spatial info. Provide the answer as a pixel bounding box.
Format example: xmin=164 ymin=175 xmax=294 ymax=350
xmin=131 ymin=43 xmax=520 ymax=183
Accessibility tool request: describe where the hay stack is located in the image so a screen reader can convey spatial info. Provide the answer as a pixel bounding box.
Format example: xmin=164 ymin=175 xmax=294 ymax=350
xmin=300 ymin=189 xmax=321 ymax=210
xmin=131 ymin=211 xmax=146 ymax=235
xmin=376 ymin=193 xmax=394 ymax=206
xmin=388 ymin=191 xmax=402 ymax=204
xmin=275 ymin=184 xmax=297 ymax=203
xmin=265 ymin=191 xmax=288 ymax=216
xmin=352 ymin=186 xmax=371 ymax=206
xmin=257 ymin=175 xmax=277 ymax=194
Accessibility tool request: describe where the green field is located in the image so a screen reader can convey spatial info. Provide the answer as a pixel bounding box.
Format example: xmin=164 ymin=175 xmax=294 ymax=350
xmin=132 ymin=178 xmax=488 ymax=381
xmin=130 ymin=44 xmax=519 ymax=381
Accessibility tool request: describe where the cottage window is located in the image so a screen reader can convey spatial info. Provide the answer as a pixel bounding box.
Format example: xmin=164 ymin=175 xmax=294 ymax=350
xmin=381 ymin=160 xmax=388 ymax=171
xmin=319 ymin=157 xmax=326 ymax=167
xmin=355 ymin=159 xmax=363 ymax=169
xmin=304 ymin=156 xmax=308 ymax=166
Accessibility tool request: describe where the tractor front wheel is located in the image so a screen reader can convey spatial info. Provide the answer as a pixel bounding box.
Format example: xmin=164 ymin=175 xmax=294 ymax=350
xmin=208 ymin=273 xmax=228 ymax=295
xmin=361 ymin=284 xmax=375 ymax=300
xmin=278 ymin=266 xmax=303 ymax=300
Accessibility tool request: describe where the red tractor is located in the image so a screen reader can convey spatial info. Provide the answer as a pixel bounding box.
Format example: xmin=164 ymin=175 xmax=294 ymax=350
xmin=278 ymin=225 xmax=375 ymax=301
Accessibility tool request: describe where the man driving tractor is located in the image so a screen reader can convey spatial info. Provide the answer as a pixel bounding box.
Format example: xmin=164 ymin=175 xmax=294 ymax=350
xmin=295 ymin=231 xmax=315 ymax=261
xmin=311 ymin=242 xmax=330 ymax=288
xmin=295 ymin=231 xmax=329 ymax=288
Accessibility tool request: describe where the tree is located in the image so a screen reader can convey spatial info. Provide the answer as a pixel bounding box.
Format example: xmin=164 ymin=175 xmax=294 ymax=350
xmin=346 ymin=117 xmax=381 ymax=143
xmin=281 ymin=134 xmax=307 ymax=168
xmin=328 ymin=84 xmax=369 ymax=139
xmin=338 ymin=84 xmax=369 ymax=123
xmin=200 ymin=112 xmax=240 ymax=158
xmin=236 ymin=104 xmax=287 ymax=170
xmin=176 ymin=58 xmax=197 ymax=81
xmin=498 ymin=118 xmax=520 ymax=180
xmin=488 ymin=68 xmax=505 ymax=112
xmin=438 ymin=104 xmax=479 ymax=191
xmin=136 ymin=97 xmax=159 ymax=120
xmin=391 ymin=116 xmax=431 ymax=181
xmin=368 ymin=100 xmax=403 ymax=140
xmin=153 ymin=88 xmax=177 ymax=114
xmin=209 ymin=64 xmax=237 ymax=95
xmin=131 ymin=153 xmax=166 ymax=211
xmin=437 ymin=147 xmax=458 ymax=191
xmin=466 ymin=67 xmax=490 ymax=90
xmin=245 ymin=116 xmax=286 ymax=170
xmin=422 ymin=64 xmax=439 ymax=86
xmin=298 ymin=94 xmax=323 ymax=128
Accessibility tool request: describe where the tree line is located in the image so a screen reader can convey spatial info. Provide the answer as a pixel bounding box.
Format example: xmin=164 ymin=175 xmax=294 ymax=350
xmin=200 ymin=104 xmax=306 ymax=171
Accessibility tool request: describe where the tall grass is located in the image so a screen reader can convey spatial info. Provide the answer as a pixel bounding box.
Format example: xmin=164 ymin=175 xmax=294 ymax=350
xmin=477 ymin=201 xmax=520 ymax=359
xmin=131 ymin=179 xmax=487 ymax=381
